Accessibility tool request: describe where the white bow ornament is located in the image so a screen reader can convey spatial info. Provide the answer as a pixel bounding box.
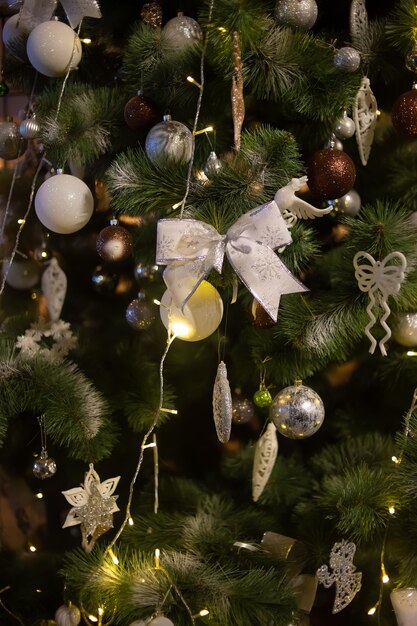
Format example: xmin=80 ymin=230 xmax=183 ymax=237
xmin=156 ymin=201 xmax=308 ymax=322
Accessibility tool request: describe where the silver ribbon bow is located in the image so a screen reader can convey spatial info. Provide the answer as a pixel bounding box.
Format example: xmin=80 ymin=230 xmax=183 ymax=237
xmin=19 ymin=0 xmax=101 ymax=30
xmin=156 ymin=200 xmax=308 ymax=322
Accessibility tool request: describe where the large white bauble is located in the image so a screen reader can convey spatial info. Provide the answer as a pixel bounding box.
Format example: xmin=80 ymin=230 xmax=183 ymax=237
xmin=27 ymin=20 xmax=82 ymax=77
xmin=160 ymin=280 xmax=223 ymax=342
xmin=55 ymin=604 xmax=81 ymax=626
xmin=148 ymin=617 xmax=175 ymax=626
xmin=3 ymin=259 xmax=40 ymax=290
xmin=35 ymin=174 xmax=94 ymax=234
xmin=393 ymin=313 xmax=417 ymax=347
xmin=162 ymin=14 xmax=202 ymax=49
xmin=3 ymin=13 xmax=30 ymax=51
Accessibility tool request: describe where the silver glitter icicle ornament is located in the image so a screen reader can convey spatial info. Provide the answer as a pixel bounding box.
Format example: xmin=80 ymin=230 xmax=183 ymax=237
xmin=145 ymin=114 xmax=193 ymax=164
xmin=212 ymin=361 xmax=233 ymax=443
xmin=269 ymin=380 xmax=325 ymax=439
xmin=275 ymin=0 xmax=318 ymax=29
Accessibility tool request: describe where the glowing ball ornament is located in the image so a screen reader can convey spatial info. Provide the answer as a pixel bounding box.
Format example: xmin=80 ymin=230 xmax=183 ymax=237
xmin=159 ymin=280 xmax=223 ymax=341
xmin=27 ymin=20 xmax=82 ymax=78
xmin=35 ymin=173 xmax=94 ymax=234
xmin=269 ymin=380 xmax=325 ymax=439
xmin=394 ymin=313 xmax=417 ymax=347
xmin=55 ymin=603 xmax=81 ymax=626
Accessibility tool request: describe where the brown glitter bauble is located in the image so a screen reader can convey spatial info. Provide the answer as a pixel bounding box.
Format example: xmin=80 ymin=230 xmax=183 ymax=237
xmin=141 ymin=1 xmax=162 ymax=28
xmin=392 ymin=89 xmax=417 ymax=137
xmin=307 ymin=148 xmax=356 ymax=200
xmin=124 ymin=93 xmax=159 ymax=131
xmin=248 ymin=298 xmax=276 ymax=328
xmin=96 ymin=224 xmax=133 ymax=262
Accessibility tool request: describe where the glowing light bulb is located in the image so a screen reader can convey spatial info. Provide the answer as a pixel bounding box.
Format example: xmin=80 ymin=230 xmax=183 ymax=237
xmin=170 ymin=319 xmax=194 ymax=339
xmin=199 ymin=609 xmax=209 ymax=616
xmin=88 ymin=615 xmax=98 ymax=623
xmin=109 ymin=549 xmax=119 ymax=565
xmin=389 ymin=505 xmax=396 ymax=515
xmin=155 ymin=548 xmax=161 ymax=567
xmin=29 ymin=545 xmax=37 ymax=552
xmin=368 ymin=606 xmax=377 ymax=615
xmin=128 ymin=517 xmax=134 ymax=526
xmin=81 ymin=38 xmax=92 ymax=44
xmin=98 ymin=608 xmax=104 ymax=616
xmin=382 ymin=574 xmax=390 ymax=583
xmin=35 ymin=492 xmax=43 ymax=499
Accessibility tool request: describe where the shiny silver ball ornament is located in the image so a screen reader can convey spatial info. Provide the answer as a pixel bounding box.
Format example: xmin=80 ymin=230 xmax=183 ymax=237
xmin=324 ymin=135 xmax=343 ymax=151
xmin=162 ymin=13 xmax=202 ymax=49
xmin=134 ymin=262 xmax=160 ymax=283
xmin=55 ymin=603 xmax=81 ymax=626
xmin=0 ymin=118 xmax=23 ymax=159
xmin=333 ymin=111 xmax=355 ymax=140
xmin=126 ymin=292 xmax=156 ymax=330
xmin=275 ymin=0 xmax=318 ymax=29
xmin=19 ymin=115 xmax=40 ymax=139
xmin=393 ymin=313 xmax=417 ymax=347
xmin=232 ymin=396 xmax=256 ymax=424
xmin=204 ymin=151 xmax=223 ymax=177
xmin=269 ymin=381 xmax=325 ymax=439
xmin=145 ymin=114 xmax=193 ymax=164
xmin=33 ymin=449 xmax=57 ymax=479
xmin=333 ymin=47 xmax=361 ymax=72
xmin=335 ymin=188 xmax=361 ymax=216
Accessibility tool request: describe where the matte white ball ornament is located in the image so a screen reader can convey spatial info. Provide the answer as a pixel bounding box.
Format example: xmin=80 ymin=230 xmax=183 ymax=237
xmin=160 ymin=280 xmax=223 ymax=342
xmin=162 ymin=13 xmax=202 ymax=49
xmin=35 ymin=173 xmax=94 ymax=234
xmin=54 ymin=603 xmax=81 ymax=626
xmin=27 ymin=20 xmax=82 ymax=77
xmin=3 ymin=259 xmax=40 ymax=290
xmin=148 ymin=617 xmax=175 ymax=626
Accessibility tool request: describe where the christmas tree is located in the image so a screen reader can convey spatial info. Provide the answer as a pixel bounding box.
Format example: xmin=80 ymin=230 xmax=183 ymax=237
xmin=2 ymin=0 xmax=417 ymax=624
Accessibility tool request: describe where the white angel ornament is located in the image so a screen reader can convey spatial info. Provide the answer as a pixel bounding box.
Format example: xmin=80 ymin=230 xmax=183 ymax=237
xmin=274 ymin=176 xmax=333 ymax=228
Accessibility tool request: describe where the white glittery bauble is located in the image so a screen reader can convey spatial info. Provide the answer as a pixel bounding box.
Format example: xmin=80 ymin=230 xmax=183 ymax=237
xmin=333 ymin=47 xmax=361 ymax=72
xmin=3 ymin=259 xmax=40 ymax=290
xmin=334 ymin=113 xmax=356 ymax=139
xmin=162 ymin=15 xmax=202 ymax=49
xmin=148 ymin=617 xmax=175 ymax=626
xmin=275 ymin=0 xmax=318 ymax=29
xmin=269 ymin=383 xmax=324 ymax=439
xmin=35 ymin=174 xmax=94 ymax=234
xmin=27 ymin=20 xmax=82 ymax=77
xmin=160 ymin=280 xmax=223 ymax=342
xmin=55 ymin=604 xmax=81 ymax=626
xmin=145 ymin=116 xmax=193 ymax=164
xmin=393 ymin=313 xmax=417 ymax=347
xmin=336 ymin=189 xmax=361 ymax=216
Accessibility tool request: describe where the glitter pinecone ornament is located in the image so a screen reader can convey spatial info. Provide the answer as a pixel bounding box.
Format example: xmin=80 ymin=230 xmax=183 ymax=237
xmin=392 ymin=84 xmax=417 ymax=137
xmin=307 ymin=147 xmax=356 ymax=200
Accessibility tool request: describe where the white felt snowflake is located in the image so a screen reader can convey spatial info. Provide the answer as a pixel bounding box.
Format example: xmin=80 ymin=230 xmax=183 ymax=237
xmin=62 ymin=464 xmax=120 ymax=552
xmin=15 ymin=320 xmax=77 ymax=362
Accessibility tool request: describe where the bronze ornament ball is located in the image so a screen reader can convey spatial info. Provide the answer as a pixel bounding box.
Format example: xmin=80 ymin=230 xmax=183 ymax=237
xmin=307 ymin=148 xmax=356 ymax=200
xmin=391 ymin=89 xmax=417 ymax=137
xmin=96 ymin=224 xmax=133 ymax=262
xmin=124 ymin=93 xmax=159 ymax=131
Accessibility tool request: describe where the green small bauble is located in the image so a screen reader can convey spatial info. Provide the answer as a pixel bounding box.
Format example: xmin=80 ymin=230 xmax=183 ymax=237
xmin=0 ymin=81 xmax=9 ymax=96
xmin=253 ymin=388 xmax=272 ymax=408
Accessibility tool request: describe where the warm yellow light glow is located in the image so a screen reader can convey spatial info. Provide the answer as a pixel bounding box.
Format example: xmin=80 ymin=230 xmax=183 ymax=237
xmin=170 ymin=319 xmax=193 ymax=339
xmin=155 ymin=548 xmax=160 ymax=568
xmin=193 ymin=126 xmax=214 ymax=136
xmin=31 ymin=292 xmax=38 ymax=300
xmin=160 ymin=407 xmax=178 ymax=415
xmin=172 ymin=201 xmax=183 ymax=210
xmin=109 ymin=549 xmax=119 ymax=565
xmin=376 ymin=109 xmax=381 ymax=117
xmin=199 ymin=609 xmax=209 ymax=616
xmin=407 ymin=350 xmax=417 ymax=356
xmin=81 ymin=38 xmax=92 ymax=44
xmin=368 ymin=606 xmax=377 ymax=615
xmin=382 ymin=574 xmax=390 ymax=584
xmin=187 ymin=75 xmax=202 ymax=89
xmin=35 ymin=492 xmax=43 ymax=499
xmin=98 ymin=608 xmax=104 ymax=616
xmin=218 ymin=26 xmax=227 ymax=32
xmin=88 ymin=615 xmax=98 ymax=623
xmin=153 ymin=299 xmax=161 ymax=306
xmin=392 ymin=455 xmax=400 ymax=464
xmin=143 ymin=442 xmax=157 ymax=449
xmin=29 ymin=545 xmax=37 ymax=552
xmin=389 ymin=506 xmax=396 ymax=515
xmin=17 ymin=218 xmax=26 ymax=225
xmin=36 ymin=589 xmax=42 ymax=593
xmin=128 ymin=517 xmax=134 ymax=526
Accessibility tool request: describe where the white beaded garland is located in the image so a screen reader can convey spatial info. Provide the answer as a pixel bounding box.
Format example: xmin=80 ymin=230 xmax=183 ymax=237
xmin=35 ymin=173 xmax=94 ymax=234
xmin=27 ymin=20 xmax=82 ymax=77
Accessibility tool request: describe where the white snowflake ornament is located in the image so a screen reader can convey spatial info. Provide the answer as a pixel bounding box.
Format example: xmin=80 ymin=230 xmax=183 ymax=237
xmin=317 ymin=540 xmax=362 ymax=613
xmin=62 ymin=463 xmax=120 ymax=552
xmin=16 ymin=320 xmax=77 ymax=362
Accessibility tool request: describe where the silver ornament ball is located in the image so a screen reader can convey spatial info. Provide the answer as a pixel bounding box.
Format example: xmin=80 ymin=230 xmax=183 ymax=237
xmin=275 ymin=0 xmax=318 ymax=29
xmin=394 ymin=313 xmax=417 ymax=347
xmin=33 ymin=449 xmax=57 ymax=479
xmin=145 ymin=115 xmax=193 ymax=164
xmin=204 ymin=151 xmax=223 ymax=177
xmin=269 ymin=381 xmax=325 ymax=439
xmin=162 ymin=14 xmax=202 ymax=49
xmin=335 ymin=189 xmax=361 ymax=216
xmin=55 ymin=604 xmax=81 ymax=626
xmin=333 ymin=112 xmax=355 ymax=139
xmin=333 ymin=47 xmax=361 ymax=72
xmin=19 ymin=116 xmax=40 ymax=139
xmin=324 ymin=135 xmax=343 ymax=151
xmin=4 ymin=259 xmax=40 ymax=290
xmin=232 ymin=397 xmax=256 ymax=424
xmin=0 ymin=118 xmax=23 ymax=159
xmin=134 ymin=262 xmax=160 ymax=283
xmin=126 ymin=292 xmax=156 ymax=330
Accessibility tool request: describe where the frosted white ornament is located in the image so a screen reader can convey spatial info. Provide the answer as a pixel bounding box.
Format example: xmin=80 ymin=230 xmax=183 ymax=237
xmin=27 ymin=20 xmax=82 ymax=78
xmin=42 ymin=258 xmax=67 ymax=322
xmin=354 ymin=250 xmax=407 ymax=356
xmin=55 ymin=603 xmax=81 ymax=626
xmin=148 ymin=617 xmax=174 ymax=626
xmin=162 ymin=13 xmax=202 ymax=49
xmin=3 ymin=259 xmax=40 ymax=290
xmin=391 ymin=588 xmax=417 ymax=626
xmin=394 ymin=313 xmax=417 ymax=347
xmin=317 ymin=540 xmax=362 ymax=614
xmin=353 ymin=76 xmax=378 ymax=166
xmin=212 ymin=361 xmax=232 ymax=443
xmin=252 ymin=421 xmax=278 ymax=502
xmin=35 ymin=173 xmax=94 ymax=234
xmin=275 ymin=176 xmax=333 ymax=228
xmin=159 ymin=280 xmax=223 ymax=342
xmin=3 ymin=13 xmax=30 ymax=51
